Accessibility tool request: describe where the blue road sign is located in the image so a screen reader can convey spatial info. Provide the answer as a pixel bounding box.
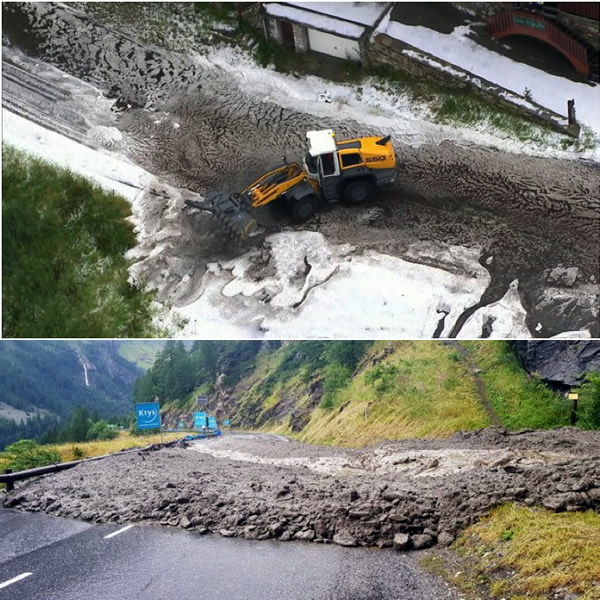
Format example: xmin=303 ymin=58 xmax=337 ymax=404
xmin=136 ymin=402 xmax=160 ymax=430
xmin=207 ymin=416 xmax=218 ymax=429
xmin=223 ymin=419 xmax=231 ymax=427
xmin=194 ymin=412 xmax=207 ymax=429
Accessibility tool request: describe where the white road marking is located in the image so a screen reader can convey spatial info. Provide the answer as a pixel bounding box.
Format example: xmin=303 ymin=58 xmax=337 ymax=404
xmin=104 ymin=524 xmax=134 ymax=539
xmin=0 ymin=572 xmax=33 ymax=589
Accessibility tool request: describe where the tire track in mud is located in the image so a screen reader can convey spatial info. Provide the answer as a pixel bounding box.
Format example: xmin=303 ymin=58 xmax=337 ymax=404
xmin=3 ymin=1 xmax=599 ymax=336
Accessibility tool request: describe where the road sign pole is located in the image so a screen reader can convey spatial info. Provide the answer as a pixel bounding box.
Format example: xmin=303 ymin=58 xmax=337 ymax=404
xmin=568 ymin=392 xmax=579 ymax=425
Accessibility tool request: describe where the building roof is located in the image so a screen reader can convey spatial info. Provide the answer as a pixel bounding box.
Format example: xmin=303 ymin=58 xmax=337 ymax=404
xmin=283 ymin=2 xmax=391 ymax=26
xmin=265 ymin=3 xmax=366 ymax=39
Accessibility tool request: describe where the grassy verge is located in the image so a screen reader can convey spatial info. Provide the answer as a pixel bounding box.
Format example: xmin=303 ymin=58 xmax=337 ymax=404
xmin=0 ymin=432 xmax=183 ymax=490
xmin=461 ymin=341 xmax=569 ymax=429
xmin=423 ymin=504 xmax=600 ymax=600
xmin=2 ymin=146 xmax=157 ymax=337
xmin=297 ymin=341 xmax=488 ymax=447
xmin=47 ymin=431 xmax=183 ymax=462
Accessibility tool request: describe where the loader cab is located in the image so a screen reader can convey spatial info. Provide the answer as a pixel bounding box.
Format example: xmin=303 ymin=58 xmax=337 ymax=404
xmin=304 ymin=129 xmax=341 ymax=201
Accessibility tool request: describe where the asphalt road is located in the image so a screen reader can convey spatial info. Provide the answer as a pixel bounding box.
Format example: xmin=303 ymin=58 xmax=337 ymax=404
xmin=0 ymin=508 xmax=457 ymax=600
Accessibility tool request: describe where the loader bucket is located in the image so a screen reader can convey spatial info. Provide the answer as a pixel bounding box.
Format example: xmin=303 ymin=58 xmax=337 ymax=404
xmin=208 ymin=191 xmax=258 ymax=240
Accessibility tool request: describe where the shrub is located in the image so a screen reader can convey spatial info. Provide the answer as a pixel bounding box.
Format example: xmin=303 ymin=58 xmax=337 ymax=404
xmin=364 ymin=363 xmax=399 ymax=393
xmin=1 ymin=439 xmax=61 ymax=472
xmin=86 ymin=420 xmax=119 ymax=441
xmin=72 ymin=446 xmax=85 ymax=459
xmin=320 ymin=364 xmax=352 ymax=409
xmin=578 ymin=372 xmax=600 ymax=429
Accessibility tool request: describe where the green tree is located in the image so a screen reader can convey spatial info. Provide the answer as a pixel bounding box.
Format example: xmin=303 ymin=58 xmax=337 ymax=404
xmin=323 ymin=341 xmax=369 ymax=370
xmin=68 ymin=406 xmax=93 ymax=442
xmin=320 ymin=364 xmax=352 ymax=410
xmin=86 ymin=420 xmax=118 ymax=441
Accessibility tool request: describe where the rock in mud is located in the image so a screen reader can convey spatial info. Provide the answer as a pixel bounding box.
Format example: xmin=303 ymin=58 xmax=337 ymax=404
xmin=333 ymin=532 xmax=358 ymax=547
xmin=393 ymin=533 xmax=411 ymax=550
xmin=6 ymin=429 xmax=600 ymax=553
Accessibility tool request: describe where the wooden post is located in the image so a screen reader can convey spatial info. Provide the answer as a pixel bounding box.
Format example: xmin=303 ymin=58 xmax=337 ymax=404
xmin=4 ymin=468 xmax=13 ymax=493
xmin=567 ymin=99 xmax=576 ymax=125
xmin=568 ymin=392 xmax=579 ymax=425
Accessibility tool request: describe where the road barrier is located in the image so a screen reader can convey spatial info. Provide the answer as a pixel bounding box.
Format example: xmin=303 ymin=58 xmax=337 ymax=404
xmin=0 ymin=433 xmax=220 ymax=493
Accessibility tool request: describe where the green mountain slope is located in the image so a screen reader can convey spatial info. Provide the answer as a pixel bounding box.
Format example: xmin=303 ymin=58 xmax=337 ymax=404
xmin=0 ymin=341 xmax=142 ymax=448
xmin=135 ymin=341 xmax=595 ymax=447
xmin=117 ymin=341 xmax=168 ymax=369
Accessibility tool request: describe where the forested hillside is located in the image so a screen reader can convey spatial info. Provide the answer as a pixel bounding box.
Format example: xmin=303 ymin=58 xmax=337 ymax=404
xmin=0 ymin=341 xmax=141 ymax=448
xmin=134 ymin=340 xmax=600 ymax=446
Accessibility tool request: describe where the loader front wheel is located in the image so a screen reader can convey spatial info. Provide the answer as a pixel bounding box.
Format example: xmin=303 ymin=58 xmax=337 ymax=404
xmin=291 ymin=194 xmax=318 ymax=223
xmin=343 ymin=180 xmax=373 ymax=205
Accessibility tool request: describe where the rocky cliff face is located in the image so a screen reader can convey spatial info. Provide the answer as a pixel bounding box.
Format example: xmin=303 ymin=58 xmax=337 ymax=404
xmin=515 ymin=341 xmax=600 ymax=387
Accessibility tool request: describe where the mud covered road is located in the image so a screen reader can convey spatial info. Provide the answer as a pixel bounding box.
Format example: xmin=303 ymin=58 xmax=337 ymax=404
xmin=3 ymin=2 xmax=599 ymax=336
xmin=5 ymin=430 xmax=600 ymax=553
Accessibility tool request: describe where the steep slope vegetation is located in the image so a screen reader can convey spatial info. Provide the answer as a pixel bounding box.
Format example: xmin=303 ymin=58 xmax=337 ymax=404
xmin=135 ymin=341 xmax=599 ymax=447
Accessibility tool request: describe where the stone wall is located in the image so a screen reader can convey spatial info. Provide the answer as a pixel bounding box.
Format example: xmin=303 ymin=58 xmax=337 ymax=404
xmin=367 ymin=33 xmax=580 ymax=138
xmin=557 ymin=11 xmax=600 ymax=50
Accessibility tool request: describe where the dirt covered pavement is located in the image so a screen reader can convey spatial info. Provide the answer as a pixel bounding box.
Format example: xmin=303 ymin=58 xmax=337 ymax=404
xmin=3 ymin=2 xmax=599 ymax=336
xmin=6 ymin=430 xmax=600 ymax=551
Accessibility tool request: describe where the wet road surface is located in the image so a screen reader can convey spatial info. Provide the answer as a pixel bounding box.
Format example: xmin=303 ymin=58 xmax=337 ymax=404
xmin=0 ymin=508 xmax=457 ymax=600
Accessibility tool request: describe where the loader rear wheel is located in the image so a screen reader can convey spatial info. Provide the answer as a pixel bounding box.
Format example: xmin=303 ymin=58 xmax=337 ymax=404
xmin=291 ymin=194 xmax=318 ymax=223
xmin=343 ymin=180 xmax=373 ymax=205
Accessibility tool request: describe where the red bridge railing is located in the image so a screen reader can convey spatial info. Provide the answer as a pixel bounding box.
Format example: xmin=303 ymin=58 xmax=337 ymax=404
xmin=488 ymin=10 xmax=590 ymax=77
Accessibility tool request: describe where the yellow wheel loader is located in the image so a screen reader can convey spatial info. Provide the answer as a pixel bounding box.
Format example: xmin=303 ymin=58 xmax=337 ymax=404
xmin=188 ymin=130 xmax=395 ymax=240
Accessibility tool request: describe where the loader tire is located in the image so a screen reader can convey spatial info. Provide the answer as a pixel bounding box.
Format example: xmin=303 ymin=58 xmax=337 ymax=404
xmin=343 ymin=180 xmax=373 ymax=205
xmin=291 ymin=194 xmax=318 ymax=223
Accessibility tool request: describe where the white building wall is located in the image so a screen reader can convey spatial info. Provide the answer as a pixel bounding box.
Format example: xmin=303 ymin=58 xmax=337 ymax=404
xmin=307 ymin=29 xmax=361 ymax=61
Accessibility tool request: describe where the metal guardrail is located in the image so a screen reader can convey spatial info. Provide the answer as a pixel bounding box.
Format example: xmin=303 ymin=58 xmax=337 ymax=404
xmin=0 ymin=436 xmax=199 ymax=493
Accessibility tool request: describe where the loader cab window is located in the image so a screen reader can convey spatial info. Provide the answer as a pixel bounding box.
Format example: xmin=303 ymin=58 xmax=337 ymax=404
xmin=341 ymin=152 xmax=362 ymax=168
xmin=304 ymin=152 xmax=318 ymax=175
xmin=320 ymin=153 xmax=336 ymax=176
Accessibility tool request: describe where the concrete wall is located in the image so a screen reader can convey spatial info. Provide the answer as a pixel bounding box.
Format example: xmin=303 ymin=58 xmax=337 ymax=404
xmin=367 ymin=33 xmax=580 ymax=138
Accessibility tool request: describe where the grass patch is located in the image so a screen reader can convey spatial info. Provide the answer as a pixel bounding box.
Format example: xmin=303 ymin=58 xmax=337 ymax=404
xmin=2 ymin=146 xmax=157 ymax=337
xmin=461 ymin=341 xmax=569 ymax=429
xmin=452 ymin=504 xmax=600 ymax=599
xmin=298 ymin=341 xmax=488 ymax=447
xmin=1 ymin=432 xmax=181 ymax=489
xmin=47 ymin=431 xmax=182 ymax=462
